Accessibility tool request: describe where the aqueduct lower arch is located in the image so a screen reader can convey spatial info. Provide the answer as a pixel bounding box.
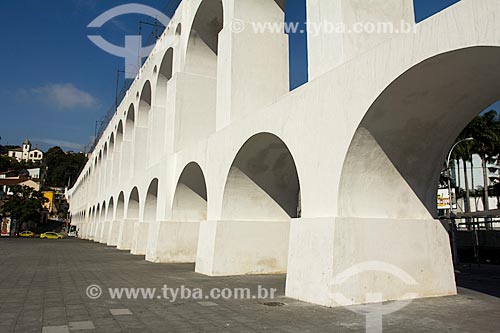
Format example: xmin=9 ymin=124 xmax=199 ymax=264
xmin=339 ymin=47 xmax=500 ymax=220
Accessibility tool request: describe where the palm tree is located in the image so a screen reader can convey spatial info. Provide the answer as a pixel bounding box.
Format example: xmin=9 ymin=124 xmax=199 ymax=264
xmin=469 ymin=111 xmax=499 ymax=212
xmin=453 ymin=139 xmax=473 ymax=215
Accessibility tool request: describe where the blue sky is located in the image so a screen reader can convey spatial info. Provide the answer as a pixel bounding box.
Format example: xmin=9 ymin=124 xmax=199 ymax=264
xmin=0 ymin=0 xmax=476 ymax=152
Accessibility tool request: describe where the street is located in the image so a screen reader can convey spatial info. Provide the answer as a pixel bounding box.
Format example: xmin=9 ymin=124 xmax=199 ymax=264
xmin=0 ymin=238 xmax=499 ymax=332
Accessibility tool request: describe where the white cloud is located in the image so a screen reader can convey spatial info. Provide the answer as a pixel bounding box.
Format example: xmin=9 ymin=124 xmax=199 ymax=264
xmin=28 ymin=83 xmax=99 ymax=111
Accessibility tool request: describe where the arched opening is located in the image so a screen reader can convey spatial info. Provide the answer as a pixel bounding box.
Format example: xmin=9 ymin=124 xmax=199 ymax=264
xmin=211 ymin=133 xmax=300 ymax=275
xmin=332 ymin=47 xmax=500 ymax=304
xmin=125 ymin=104 xmax=135 ymax=141
xmin=92 ymin=204 xmax=100 ymax=240
xmin=138 ymin=81 xmax=152 ymax=127
xmin=338 ymin=47 xmax=500 ymax=220
xmin=131 ymin=179 xmax=159 ymax=256
xmin=222 ymin=133 xmax=301 ymax=220
xmin=156 ymin=48 xmax=174 ymax=107
xmin=116 ymin=192 xmax=125 ymax=221
xmin=113 ymin=122 xmax=123 ymax=184
xmin=119 ymin=187 xmax=140 ymax=250
xmin=103 ymin=197 xmax=114 ymax=244
xmin=106 ymin=197 xmax=114 ymax=221
xmin=175 ymin=23 xmax=181 ymax=38
xmin=173 ymin=162 xmax=207 ymax=221
xmin=98 ymin=201 xmax=106 ymax=242
xmin=103 ymin=143 xmax=108 ymax=160
xmin=144 ymin=179 xmax=159 ymax=222
xmin=116 ymin=121 xmax=124 ymax=144
xmin=135 ymin=82 xmax=152 ymax=170
xmin=109 ymin=133 xmax=115 ymax=154
xmin=109 ymin=192 xmax=125 ymax=246
xmin=159 ymin=163 xmax=206 ymax=263
xmin=153 ymin=49 xmax=174 ymax=163
xmin=185 ymin=0 xmax=222 ymax=77
xmin=176 ymin=0 xmax=222 ymax=150
xmin=103 ymin=143 xmax=109 ymax=187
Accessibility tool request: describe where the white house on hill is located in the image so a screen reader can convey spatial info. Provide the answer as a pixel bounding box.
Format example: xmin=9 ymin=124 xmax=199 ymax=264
xmin=8 ymin=140 xmax=43 ymax=163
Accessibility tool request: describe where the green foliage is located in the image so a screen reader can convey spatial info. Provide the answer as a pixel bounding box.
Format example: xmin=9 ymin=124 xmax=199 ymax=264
xmin=0 ymin=154 xmax=42 ymax=173
xmin=451 ymin=110 xmax=499 ymax=212
xmin=0 ymin=186 xmax=48 ymax=228
xmin=44 ymin=147 xmax=87 ymax=187
xmin=453 ymin=110 xmax=499 ymax=161
xmin=0 ymin=155 xmax=19 ymax=172
xmin=0 ymin=145 xmax=20 ymax=155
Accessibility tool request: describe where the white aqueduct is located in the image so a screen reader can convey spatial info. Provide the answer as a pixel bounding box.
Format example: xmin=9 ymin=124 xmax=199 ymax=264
xmin=67 ymin=0 xmax=500 ymax=306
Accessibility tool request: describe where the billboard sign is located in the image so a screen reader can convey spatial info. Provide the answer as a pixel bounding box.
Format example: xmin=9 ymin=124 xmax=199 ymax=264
xmin=437 ymin=188 xmax=456 ymax=210
xmin=1 ymin=217 xmax=11 ymax=237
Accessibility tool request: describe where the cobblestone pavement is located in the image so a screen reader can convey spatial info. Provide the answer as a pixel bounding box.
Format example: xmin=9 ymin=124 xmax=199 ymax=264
xmin=0 ymin=238 xmax=499 ymax=332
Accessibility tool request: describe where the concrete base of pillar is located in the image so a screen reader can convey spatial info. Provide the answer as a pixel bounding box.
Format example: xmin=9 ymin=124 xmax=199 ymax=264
xmin=100 ymin=221 xmax=110 ymax=244
xmin=131 ymin=222 xmax=150 ymax=255
xmin=80 ymin=225 xmax=87 ymax=239
xmin=146 ymin=221 xmax=200 ymax=263
xmin=107 ymin=220 xmax=120 ymax=246
xmin=88 ymin=223 xmax=95 ymax=240
xmin=117 ymin=219 xmax=135 ymax=250
xmin=94 ymin=223 xmax=103 ymax=243
xmin=286 ymin=217 xmax=457 ymax=307
xmin=195 ymin=220 xmax=289 ymax=276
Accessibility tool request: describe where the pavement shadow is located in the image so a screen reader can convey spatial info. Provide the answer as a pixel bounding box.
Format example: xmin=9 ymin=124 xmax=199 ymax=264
xmin=455 ymin=264 xmax=500 ymax=298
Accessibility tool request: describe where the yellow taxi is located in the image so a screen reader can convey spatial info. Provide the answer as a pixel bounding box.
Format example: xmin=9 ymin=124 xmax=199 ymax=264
xmin=40 ymin=232 xmax=63 ymax=239
xmin=19 ymin=231 xmax=35 ymax=238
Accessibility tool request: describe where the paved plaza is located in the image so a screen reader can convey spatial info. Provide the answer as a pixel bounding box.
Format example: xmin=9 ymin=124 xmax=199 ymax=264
xmin=0 ymin=238 xmax=499 ymax=332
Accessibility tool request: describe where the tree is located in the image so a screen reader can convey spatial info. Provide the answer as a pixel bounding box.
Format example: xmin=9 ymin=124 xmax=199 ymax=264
xmin=0 ymin=155 xmax=19 ymax=173
xmin=0 ymin=185 xmax=48 ymax=230
xmin=450 ymin=110 xmax=500 ymax=216
xmin=452 ymin=132 xmax=474 ymax=215
xmin=44 ymin=147 xmax=87 ymax=187
xmin=0 ymin=145 xmax=20 ymax=155
xmin=469 ymin=111 xmax=499 ymax=212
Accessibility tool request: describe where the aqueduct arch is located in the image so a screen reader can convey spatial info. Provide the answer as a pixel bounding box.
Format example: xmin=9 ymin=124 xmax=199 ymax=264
xmin=102 ymin=197 xmax=114 ymax=243
xmin=125 ymin=104 xmax=135 ymax=141
xmin=144 ymin=179 xmax=159 ymax=222
xmin=109 ymin=192 xmax=125 ymax=246
xmin=338 ymin=47 xmax=500 ymax=220
xmin=97 ymin=201 xmax=106 ymax=242
xmin=172 ymin=162 xmax=207 ymax=221
xmin=111 ymin=122 xmax=123 ymax=185
xmin=135 ymin=82 xmax=152 ymax=170
xmin=131 ymin=179 xmax=159 ymax=255
xmin=174 ymin=0 xmax=223 ymax=151
xmin=155 ymin=163 xmax=207 ymax=263
xmin=118 ymin=187 xmax=140 ymax=250
xmin=197 ymin=132 xmax=300 ymax=276
xmin=156 ymin=48 xmax=173 ymax=107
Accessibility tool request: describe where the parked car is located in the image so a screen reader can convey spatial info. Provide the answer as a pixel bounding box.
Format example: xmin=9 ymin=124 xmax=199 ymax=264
xmin=18 ymin=231 xmax=35 ymax=238
xmin=40 ymin=232 xmax=63 ymax=239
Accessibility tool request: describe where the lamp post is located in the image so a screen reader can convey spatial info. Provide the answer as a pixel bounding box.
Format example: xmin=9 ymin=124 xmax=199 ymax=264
xmin=446 ymin=137 xmax=473 ymax=266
